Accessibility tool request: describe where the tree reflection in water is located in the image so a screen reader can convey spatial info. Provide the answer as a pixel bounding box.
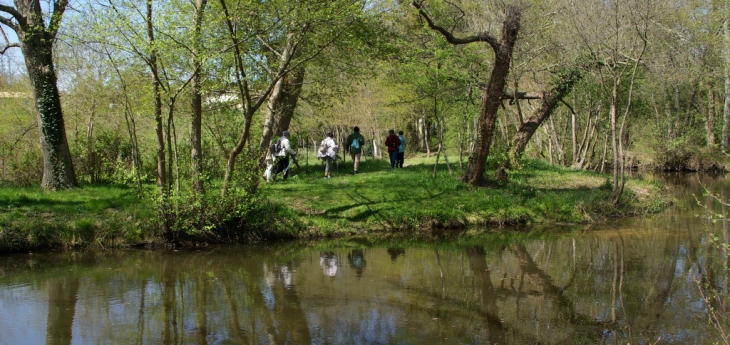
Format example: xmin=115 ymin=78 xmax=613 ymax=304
xmin=3 ymin=173 xmax=730 ymax=344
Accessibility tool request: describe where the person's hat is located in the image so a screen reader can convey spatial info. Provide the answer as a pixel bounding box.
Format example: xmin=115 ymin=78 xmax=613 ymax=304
xmin=282 ymin=130 xmax=290 ymax=137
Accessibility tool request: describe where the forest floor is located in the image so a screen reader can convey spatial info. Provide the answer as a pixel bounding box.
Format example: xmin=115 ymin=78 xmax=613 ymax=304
xmin=0 ymin=155 xmax=669 ymax=254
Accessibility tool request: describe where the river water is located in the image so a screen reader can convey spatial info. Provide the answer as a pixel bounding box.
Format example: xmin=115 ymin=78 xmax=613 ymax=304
xmin=1 ymin=174 xmax=729 ymax=345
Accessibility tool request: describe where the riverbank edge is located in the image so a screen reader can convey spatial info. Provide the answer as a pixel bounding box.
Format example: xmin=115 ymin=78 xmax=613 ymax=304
xmin=0 ymin=172 xmax=670 ymax=255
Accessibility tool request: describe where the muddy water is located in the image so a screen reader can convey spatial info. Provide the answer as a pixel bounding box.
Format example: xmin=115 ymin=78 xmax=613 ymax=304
xmin=1 ymin=174 xmax=728 ymax=344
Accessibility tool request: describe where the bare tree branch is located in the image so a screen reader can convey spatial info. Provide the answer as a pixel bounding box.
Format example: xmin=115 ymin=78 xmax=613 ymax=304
xmin=0 ymin=4 xmax=24 ymax=28
xmin=412 ymin=0 xmax=499 ymax=51
xmin=0 ymin=25 xmax=18 ymax=54
xmin=0 ymin=42 xmax=20 ymax=54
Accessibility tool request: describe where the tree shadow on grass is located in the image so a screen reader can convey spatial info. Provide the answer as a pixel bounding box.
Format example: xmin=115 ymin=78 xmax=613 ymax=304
xmin=1 ymin=195 xmax=85 ymax=208
xmin=0 ymin=194 xmax=131 ymax=213
xmin=322 ymin=188 xmax=446 ymax=222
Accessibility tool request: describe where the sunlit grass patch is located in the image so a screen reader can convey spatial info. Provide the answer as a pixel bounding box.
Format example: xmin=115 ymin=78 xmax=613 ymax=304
xmin=263 ymin=155 xmax=667 ymax=234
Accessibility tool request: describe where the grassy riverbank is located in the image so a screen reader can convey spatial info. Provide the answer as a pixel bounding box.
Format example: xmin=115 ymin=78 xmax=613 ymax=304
xmin=266 ymin=156 xmax=668 ymax=237
xmin=0 ymin=157 xmax=668 ymax=254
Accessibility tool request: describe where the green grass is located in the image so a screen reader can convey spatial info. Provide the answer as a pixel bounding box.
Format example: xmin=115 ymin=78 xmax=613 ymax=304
xmin=0 ymin=154 xmax=668 ymax=253
xmin=264 ymin=154 xmax=668 ymax=236
xmin=0 ymin=184 xmax=157 ymax=253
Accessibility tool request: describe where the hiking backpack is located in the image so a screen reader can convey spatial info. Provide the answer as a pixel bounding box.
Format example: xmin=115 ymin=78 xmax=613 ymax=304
xmin=270 ymin=138 xmax=282 ymax=155
xmin=351 ymin=137 xmax=360 ymax=150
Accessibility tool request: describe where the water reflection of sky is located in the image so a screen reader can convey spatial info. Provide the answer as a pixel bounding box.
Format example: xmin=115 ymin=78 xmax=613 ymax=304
xmin=308 ymin=307 xmax=398 ymax=345
xmin=0 ymin=284 xmax=46 ymax=345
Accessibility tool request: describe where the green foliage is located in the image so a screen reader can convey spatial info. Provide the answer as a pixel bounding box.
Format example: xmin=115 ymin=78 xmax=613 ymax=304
xmin=160 ymin=147 xmax=302 ymax=242
xmin=693 ymin=189 xmax=730 ymax=344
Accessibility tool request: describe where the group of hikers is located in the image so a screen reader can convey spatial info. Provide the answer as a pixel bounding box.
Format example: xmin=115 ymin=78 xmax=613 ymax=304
xmin=264 ymin=127 xmax=406 ymax=182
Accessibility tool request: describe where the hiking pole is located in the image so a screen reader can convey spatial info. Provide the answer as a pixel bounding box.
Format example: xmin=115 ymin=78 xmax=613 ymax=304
xmin=283 ymin=155 xmax=294 ymax=178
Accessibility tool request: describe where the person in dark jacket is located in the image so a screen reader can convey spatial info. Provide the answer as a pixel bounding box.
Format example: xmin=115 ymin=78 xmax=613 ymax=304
xmin=345 ymin=126 xmax=366 ymax=174
xmin=384 ymin=129 xmax=401 ymax=169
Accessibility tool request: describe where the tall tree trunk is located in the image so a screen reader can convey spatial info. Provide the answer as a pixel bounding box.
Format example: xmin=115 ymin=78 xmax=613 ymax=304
xmin=190 ymin=0 xmax=208 ymax=194
xmin=571 ymin=111 xmax=577 ymax=163
xmin=107 ymin=49 xmax=143 ymax=195
xmin=461 ymin=8 xmax=521 ymax=186
xmin=600 ymin=133 xmax=608 ymax=173
xmin=276 ymin=67 xmax=305 ymax=134
xmin=544 ymin=126 xmax=554 ymax=164
xmin=549 ymin=116 xmax=566 ymax=166
xmin=146 ymin=0 xmax=170 ymax=236
xmin=147 ymin=1 xmax=166 ymax=193
xmin=86 ymin=102 xmax=96 ymax=183
xmin=610 ymin=82 xmax=621 ymax=195
xmin=10 ymin=0 xmax=77 ymax=190
xmin=722 ymin=10 xmax=730 ymax=151
xmin=166 ymin=101 xmax=176 ymax=194
xmin=707 ymin=82 xmax=717 ymax=148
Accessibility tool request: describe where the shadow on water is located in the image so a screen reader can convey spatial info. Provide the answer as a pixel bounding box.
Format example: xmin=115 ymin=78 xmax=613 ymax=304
xmin=1 ymin=172 xmax=730 ymax=344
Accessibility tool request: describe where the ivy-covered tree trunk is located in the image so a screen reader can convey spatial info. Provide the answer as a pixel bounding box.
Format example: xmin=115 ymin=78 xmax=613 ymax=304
xmin=23 ymin=40 xmax=77 ymax=189
xmin=10 ymin=0 xmax=77 ymax=190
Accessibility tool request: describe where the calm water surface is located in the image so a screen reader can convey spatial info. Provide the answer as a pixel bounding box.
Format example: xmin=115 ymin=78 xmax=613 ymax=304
xmin=2 ymin=174 xmax=729 ymax=345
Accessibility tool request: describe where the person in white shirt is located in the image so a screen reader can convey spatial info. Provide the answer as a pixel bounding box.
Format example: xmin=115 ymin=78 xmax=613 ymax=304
xmin=317 ymin=132 xmax=338 ymax=178
xmin=272 ymin=131 xmax=297 ymax=181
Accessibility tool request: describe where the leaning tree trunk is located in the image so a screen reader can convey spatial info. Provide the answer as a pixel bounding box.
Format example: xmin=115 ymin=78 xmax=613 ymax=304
xmin=510 ymin=92 xmax=560 ymax=165
xmin=509 ymin=69 xmax=581 ymax=166
xmin=462 ymin=8 xmax=521 ymax=186
xmin=259 ymin=66 xmax=305 ymax=151
xmin=21 ymin=28 xmax=77 ymax=190
xmin=276 ymin=68 xmax=305 ymax=135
